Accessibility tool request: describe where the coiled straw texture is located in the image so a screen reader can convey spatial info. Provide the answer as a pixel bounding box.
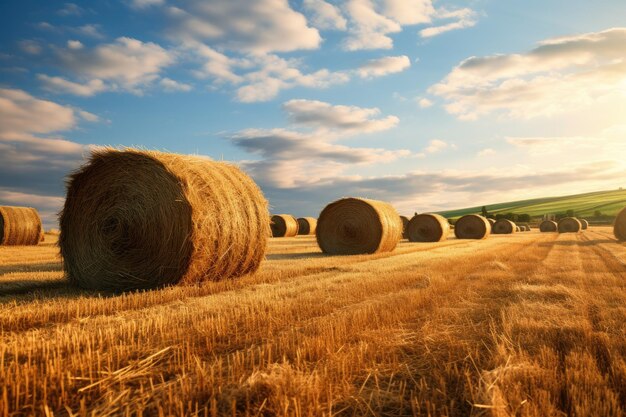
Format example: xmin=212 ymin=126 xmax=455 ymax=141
xmin=296 ymin=217 xmax=317 ymax=235
xmin=454 ymin=215 xmax=490 ymax=240
xmin=614 ymin=208 xmax=626 ymax=241
xmin=492 ymin=219 xmax=516 ymax=234
xmin=540 ymin=220 xmax=558 ymax=232
xmin=60 ymin=148 xmax=269 ymax=292
xmin=407 ymin=213 xmax=449 ymax=242
xmin=0 ymin=206 xmax=42 ymax=246
xmin=558 ymin=217 xmax=582 ymax=233
xmin=271 ymin=215 xmax=299 ymax=237
xmin=316 ymin=198 xmax=402 ymax=255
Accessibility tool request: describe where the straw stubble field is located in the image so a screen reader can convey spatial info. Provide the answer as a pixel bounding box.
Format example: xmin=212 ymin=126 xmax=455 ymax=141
xmin=1 ymin=228 xmax=625 ymax=416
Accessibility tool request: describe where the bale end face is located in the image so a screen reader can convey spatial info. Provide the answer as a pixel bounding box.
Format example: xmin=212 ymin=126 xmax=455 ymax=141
xmin=492 ymin=219 xmax=516 ymax=235
xmin=316 ymin=197 xmax=402 ymax=255
xmin=540 ymin=220 xmax=558 ymax=232
xmin=271 ymin=215 xmax=299 ymax=237
xmin=614 ymin=207 xmax=626 ymax=241
xmin=580 ymin=219 xmax=589 ymax=230
xmin=296 ymin=217 xmax=317 ymax=235
xmin=558 ymin=217 xmax=582 ymax=233
xmin=454 ymin=215 xmax=490 ymax=240
xmin=407 ymin=213 xmax=449 ymax=242
xmin=400 ymin=216 xmax=410 ymax=239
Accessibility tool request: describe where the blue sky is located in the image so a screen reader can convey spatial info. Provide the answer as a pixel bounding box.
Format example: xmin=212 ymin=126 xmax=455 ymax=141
xmin=1 ymin=0 xmax=625 ymax=226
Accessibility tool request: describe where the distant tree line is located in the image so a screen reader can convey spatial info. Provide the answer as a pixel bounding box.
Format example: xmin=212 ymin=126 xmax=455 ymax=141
xmin=481 ymin=206 xmax=531 ymax=223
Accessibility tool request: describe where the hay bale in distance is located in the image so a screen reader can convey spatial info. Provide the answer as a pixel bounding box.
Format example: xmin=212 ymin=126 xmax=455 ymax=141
xmin=454 ymin=215 xmax=490 ymax=240
xmin=316 ymin=197 xmax=402 ymax=255
xmin=614 ymin=207 xmax=626 ymax=241
xmin=296 ymin=217 xmax=317 ymax=235
xmin=492 ymin=219 xmax=516 ymax=234
xmin=580 ymin=219 xmax=589 ymax=230
xmin=400 ymin=215 xmax=410 ymax=239
xmin=271 ymin=214 xmax=299 ymax=237
xmin=487 ymin=218 xmax=496 ymax=231
xmin=540 ymin=220 xmax=558 ymax=232
xmin=558 ymin=217 xmax=582 ymax=233
xmin=59 ymin=148 xmax=269 ymax=292
xmin=0 ymin=206 xmax=43 ymax=246
xmin=407 ymin=213 xmax=450 ymax=242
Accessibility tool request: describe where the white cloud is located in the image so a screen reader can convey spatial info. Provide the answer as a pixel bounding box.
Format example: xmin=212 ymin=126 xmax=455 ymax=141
xmin=358 ymin=55 xmax=410 ymax=78
xmin=383 ymin=0 xmax=435 ymax=25
xmin=67 ymin=40 xmax=83 ymax=49
xmin=47 ymin=37 xmax=175 ymax=95
xmin=303 ymin=0 xmax=347 ymax=30
xmin=235 ymin=54 xmax=350 ymax=102
xmin=58 ymin=3 xmax=83 ymax=16
xmin=129 ymin=0 xmax=165 ymax=9
xmin=167 ymin=0 xmax=321 ymax=54
xmin=430 ymin=28 xmax=626 ymax=120
xmin=0 ymin=89 xmax=96 ymax=225
xmin=418 ymin=98 xmax=433 ymax=108
xmin=18 ymin=40 xmax=43 ymax=55
xmin=74 ymin=24 xmax=105 ymax=39
xmin=233 ymin=129 xmax=410 ymax=188
xmin=38 ymin=75 xmax=107 ymax=97
xmin=477 ymin=148 xmax=495 ymax=157
xmin=230 ymin=99 xmax=408 ymax=188
xmin=343 ymin=0 xmax=402 ymax=50
xmin=419 ymin=8 xmax=477 ymax=38
xmin=159 ymin=77 xmax=192 ymax=92
xmin=282 ymin=99 xmax=398 ymax=134
xmin=424 ymin=139 xmax=448 ymax=154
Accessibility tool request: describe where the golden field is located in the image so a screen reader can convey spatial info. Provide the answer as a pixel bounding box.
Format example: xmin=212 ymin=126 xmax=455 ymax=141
xmin=1 ymin=229 xmax=625 ymax=416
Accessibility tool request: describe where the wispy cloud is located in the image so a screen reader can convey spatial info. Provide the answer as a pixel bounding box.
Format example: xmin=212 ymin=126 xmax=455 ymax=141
xmin=358 ymin=55 xmax=410 ymax=78
xmin=430 ymin=28 xmax=626 ymax=119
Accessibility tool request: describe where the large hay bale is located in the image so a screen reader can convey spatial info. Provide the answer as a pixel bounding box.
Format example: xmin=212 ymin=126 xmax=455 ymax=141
xmin=580 ymin=219 xmax=589 ymax=230
xmin=407 ymin=213 xmax=450 ymax=242
xmin=492 ymin=219 xmax=517 ymax=234
xmin=454 ymin=215 xmax=490 ymax=240
xmin=487 ymin=218 xmax=496 ymax=230
xmin=400 ymin=215 xmax=410 ymax=239
xmin=271 ymin=214 xmax=299 ymax=237
xmin=558 ymin=217 xmax=582 ymax=233
xmin=0 ymin=206 xmax=42 ymax=246
xmin=296 ymin=217 xmax=317 ymax=235
xmin=59 ymin=148 xmax=269 ymax=292
xmin=316 ymin=197 xmax=402 ymax=255
xmin=614 ymin=207 xmax=626 ymax=241
xmin=540 ymin=220 xmax=558 ymax=232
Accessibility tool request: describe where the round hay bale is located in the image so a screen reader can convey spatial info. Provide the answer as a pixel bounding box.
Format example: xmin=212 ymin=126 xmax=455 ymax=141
xmin=454 ymin=215 xmax=490 ymax=240
xmin=316 ymin=197 xmax=402 ymax=255
xmin=558 ymin=217 xmax=582 ymax=233
xmin=0 ymin=206 xmax=42 ymax=246
xmin=407 ymin=213 xmax=450 ymax=242
xmin=540 ymin=220 xmax=558 ymax=232
xmin=487 ymin=218 xmax=496 ymax=230
xmin=580 ymin=219 xmax=589 ymax=230
xmin=492 ymin=219 xmax=516 ymax=234
xmin=271 ymin=214 xmax=299 ymax=237
xmin=614 ymin=207 xmax=626 ymax=241
xmin=296 ymin=217 xmax=317 ymax=235
xmin=515 ymin=226 xmax=521 ymax=232
xmin=59 ymin=148 xmax=269 ymax=292
xmin=400 ymin=215 xmax=410 ymax=239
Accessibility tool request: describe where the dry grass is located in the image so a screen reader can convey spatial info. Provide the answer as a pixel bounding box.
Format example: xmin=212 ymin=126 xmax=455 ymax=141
xmin=1 ymin=228 xmax=625 ymax=416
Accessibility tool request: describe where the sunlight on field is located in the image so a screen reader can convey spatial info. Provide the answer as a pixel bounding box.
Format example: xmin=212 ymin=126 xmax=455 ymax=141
xmin=1 ymin=229 xmax=625 ymax=416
